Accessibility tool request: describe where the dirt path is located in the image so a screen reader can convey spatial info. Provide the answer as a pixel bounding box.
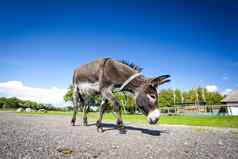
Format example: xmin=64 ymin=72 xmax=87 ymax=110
xmin=0 ymin=112 xmax=238 ymax=159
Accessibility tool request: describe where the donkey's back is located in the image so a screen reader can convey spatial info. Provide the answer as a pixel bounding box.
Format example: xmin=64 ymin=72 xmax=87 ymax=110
xmin=73 ymin=58 xmax=106 ymax=84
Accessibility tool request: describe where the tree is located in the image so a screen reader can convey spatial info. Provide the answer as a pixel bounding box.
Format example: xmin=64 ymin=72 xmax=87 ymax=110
xmin=158 ymin=88 xmax=224 ymax=107
xmin=64 ymin=85 xmax=74 ymax=103
xmin=0 ymin=97 xmax=55 ymax=110
xmin=63 ymin=84 xmax=102 ymax=111
xmin=184 ymin=88 xmax=224 ymax=105
xmin=113 ymin=91 xmax=133 ymax=113
xmin=174 ymin=89 xmax=183 ymax=105
xmin=205 ymin=91 xmax=223 ymax=105
xmin=158 ymin=89 xmax=174 ymax=107
xmin=184 ymin=88 xmax=197 ymax=104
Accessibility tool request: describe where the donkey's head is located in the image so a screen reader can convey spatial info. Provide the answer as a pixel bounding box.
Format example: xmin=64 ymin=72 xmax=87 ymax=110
xmin=134 ymin=75 xmax=170 ymax=124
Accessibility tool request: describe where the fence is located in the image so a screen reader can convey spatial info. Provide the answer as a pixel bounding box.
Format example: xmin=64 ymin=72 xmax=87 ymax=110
xmin=160 ymin=104 xmax=238 ymax=116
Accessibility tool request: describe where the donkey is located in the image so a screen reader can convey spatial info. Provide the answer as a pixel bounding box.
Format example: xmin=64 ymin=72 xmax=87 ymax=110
xmin=71 ymin=58 xmax=170 ymax=133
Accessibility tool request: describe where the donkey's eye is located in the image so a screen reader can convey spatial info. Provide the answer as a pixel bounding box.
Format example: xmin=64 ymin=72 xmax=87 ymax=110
xmin=150 ymin=94 xmax=156 ymax=99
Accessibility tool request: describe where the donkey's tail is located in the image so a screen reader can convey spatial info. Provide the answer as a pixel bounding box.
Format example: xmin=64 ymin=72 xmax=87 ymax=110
xmin=72 ymin=70 xmax=77 ymax=86
xmin=72 ymin=70 xmax=83 ymax=105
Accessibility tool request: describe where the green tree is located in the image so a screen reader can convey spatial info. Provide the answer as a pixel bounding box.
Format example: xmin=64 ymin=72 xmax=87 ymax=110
xmin=63 ymin=85 xmax=102 ymax=110
xmin=205 ymin=91 xmax=224 ymax=105
xmin=158 ymin=89 xmax=174 ymax=107
xmin=158 ymin=87 xmax=224 ymax=107
xmin=184 ymin=88 xmax=197 ymax=104
xmin=0 ymin=97 xmax=53 ymax=110
xmin=64 ymin=85 xmax=74 ymax=103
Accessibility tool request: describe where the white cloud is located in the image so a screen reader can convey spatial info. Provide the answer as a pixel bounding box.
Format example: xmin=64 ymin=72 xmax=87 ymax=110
xmin=206 ymin=85 xmax=218 ymax=92
xmin=223 ymin=88 xmax=232 ymax=95
xmin=0 ymin=81 xmax=67 ymax=106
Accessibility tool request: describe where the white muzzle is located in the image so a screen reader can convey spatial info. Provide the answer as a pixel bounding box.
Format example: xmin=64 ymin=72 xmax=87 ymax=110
xmin=147 ymin=109 xmax=160 ymax=124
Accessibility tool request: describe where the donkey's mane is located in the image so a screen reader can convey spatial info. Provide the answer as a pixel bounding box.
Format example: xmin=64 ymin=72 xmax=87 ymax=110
xmin=118 ymin=60 xmax=143 ymax=73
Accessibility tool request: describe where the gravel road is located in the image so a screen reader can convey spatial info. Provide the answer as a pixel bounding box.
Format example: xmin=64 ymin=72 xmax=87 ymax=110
xmin=0 ymin=112 xmax=238 ymax=159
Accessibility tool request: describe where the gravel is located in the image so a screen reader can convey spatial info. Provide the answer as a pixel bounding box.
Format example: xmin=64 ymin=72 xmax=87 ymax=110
xmin=0 ymin=112 xmax=238 ymax=159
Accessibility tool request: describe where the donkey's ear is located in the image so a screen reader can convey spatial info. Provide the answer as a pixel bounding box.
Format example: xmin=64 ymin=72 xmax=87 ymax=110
xmin=149 ymin=75 xmax=170 ymax=87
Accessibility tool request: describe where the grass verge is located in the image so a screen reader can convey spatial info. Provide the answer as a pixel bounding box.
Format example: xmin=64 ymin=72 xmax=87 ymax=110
xmin=1 ymin=110 xmax=238 ymax=128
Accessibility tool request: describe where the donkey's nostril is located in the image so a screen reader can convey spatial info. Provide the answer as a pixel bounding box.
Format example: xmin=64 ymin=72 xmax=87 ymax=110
xmin=148 ymin=118 xmax=153 ymax=124
xmin=148 ymin=118 xmax=157 ymax=124
xmin=154 ymin=118 xmax=159 ymax=124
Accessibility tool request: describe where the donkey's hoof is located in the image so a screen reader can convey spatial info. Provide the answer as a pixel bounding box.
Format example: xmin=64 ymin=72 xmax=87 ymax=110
xmin=96 ymin=120 xmax=102 ymax=128
xmin=97 ymin=127 xmax=104 ymax=133
xmin=71 ymin=120 xmax=76 ymax=126
xmin=119 ymin=128 xmax=127 ymax=134
xmin=118 ymin=125 xmax=126 ymax=134
xmin=83 ymin=118 xmax=88 ymax=126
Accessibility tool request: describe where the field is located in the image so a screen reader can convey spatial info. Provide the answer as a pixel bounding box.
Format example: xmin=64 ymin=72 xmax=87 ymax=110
xmin=7 ymin=110 xmax=238 ymax=129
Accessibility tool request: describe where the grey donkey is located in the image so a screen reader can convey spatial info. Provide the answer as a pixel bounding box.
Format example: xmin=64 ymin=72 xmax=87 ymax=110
xmin=71 ymin=58 xmax=170 ymax=133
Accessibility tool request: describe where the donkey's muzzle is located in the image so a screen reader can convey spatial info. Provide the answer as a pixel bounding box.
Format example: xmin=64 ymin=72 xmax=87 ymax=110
xmin=147 ymin=109 xmax=160 ymax=124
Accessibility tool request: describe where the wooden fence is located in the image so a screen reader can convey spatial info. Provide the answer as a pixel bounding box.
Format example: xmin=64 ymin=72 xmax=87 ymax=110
xmin=160 ymin=104 xmax=237 ymax=115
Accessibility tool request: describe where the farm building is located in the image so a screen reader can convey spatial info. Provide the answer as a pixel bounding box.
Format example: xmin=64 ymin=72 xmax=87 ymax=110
xmin=222 ymin=90 xmax=238 ymax=115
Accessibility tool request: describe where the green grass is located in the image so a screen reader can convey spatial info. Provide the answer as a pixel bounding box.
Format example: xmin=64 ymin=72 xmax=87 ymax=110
xmin=1 ymin=109 xmax=238 ymax=129
xmin=0 ymin=109 xmax=17 ymax=112
xmin=159 ymin=115 xmax=238 ymax=129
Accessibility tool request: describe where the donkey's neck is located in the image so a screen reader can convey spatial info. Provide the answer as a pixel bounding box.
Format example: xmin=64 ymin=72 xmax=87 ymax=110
xmin=125 ymin=75 xmax=146 ymax=92
xmin=116 ymin=71 xmax=146 ymax=93
xmin=107 ymin=60 xmax=146 ymax=93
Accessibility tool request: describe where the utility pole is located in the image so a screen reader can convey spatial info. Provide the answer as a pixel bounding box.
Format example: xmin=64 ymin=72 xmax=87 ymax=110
xmin=173 ymin=88 xmax=176 ymax=107
xmin=195 ymin=88 xmax=200 ymax=106
xmin=181 ymin=91 xmax=184 ymax=106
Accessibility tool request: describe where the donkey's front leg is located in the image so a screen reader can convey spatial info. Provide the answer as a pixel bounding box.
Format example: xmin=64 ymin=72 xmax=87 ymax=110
xmin=112 ymin=100 xmax=126 ymax=134
xmin=96 ymin=99 xmax=108 ymax=132
xmin=101 ymin=87 xmax=126 ymax=134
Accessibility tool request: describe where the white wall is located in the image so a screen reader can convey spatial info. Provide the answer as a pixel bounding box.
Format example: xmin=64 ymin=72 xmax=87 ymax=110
xmin=228 ymin=106 xmax=238 ymax=115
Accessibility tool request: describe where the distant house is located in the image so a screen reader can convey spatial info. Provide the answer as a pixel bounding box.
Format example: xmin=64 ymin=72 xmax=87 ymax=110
xmin=222 ymin=90 xmax=238 ymax=115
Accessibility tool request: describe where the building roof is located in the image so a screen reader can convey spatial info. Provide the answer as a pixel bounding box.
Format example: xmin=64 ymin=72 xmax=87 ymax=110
xmin=222 ymin=90 xmax=238 ymax=103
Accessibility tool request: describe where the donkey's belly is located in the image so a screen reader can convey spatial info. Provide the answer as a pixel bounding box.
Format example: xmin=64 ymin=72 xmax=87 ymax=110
xmin=78 ymin=82 xmax=100 ymax=95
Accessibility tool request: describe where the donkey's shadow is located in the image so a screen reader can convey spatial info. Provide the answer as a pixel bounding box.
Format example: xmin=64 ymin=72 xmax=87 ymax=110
xmin=87 ymin=123 xmax=169 ymax=136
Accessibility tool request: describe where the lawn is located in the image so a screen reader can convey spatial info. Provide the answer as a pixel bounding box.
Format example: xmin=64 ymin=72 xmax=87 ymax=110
xmin=7 ymin=110 xmax=238 ymax=129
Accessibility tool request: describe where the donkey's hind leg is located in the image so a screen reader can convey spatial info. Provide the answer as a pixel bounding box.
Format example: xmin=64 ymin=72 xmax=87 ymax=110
xmin=71 ymin=88 xmax=78 ymax=126
xmin=82 ymin=104 xmax=89 ymax=126
xmin=71 ymin=86 xmax=84 ymax=126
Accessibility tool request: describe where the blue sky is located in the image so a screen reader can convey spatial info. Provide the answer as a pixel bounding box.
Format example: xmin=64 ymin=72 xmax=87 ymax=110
xmin=0 ymin=0 xmax=238 ymax=104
